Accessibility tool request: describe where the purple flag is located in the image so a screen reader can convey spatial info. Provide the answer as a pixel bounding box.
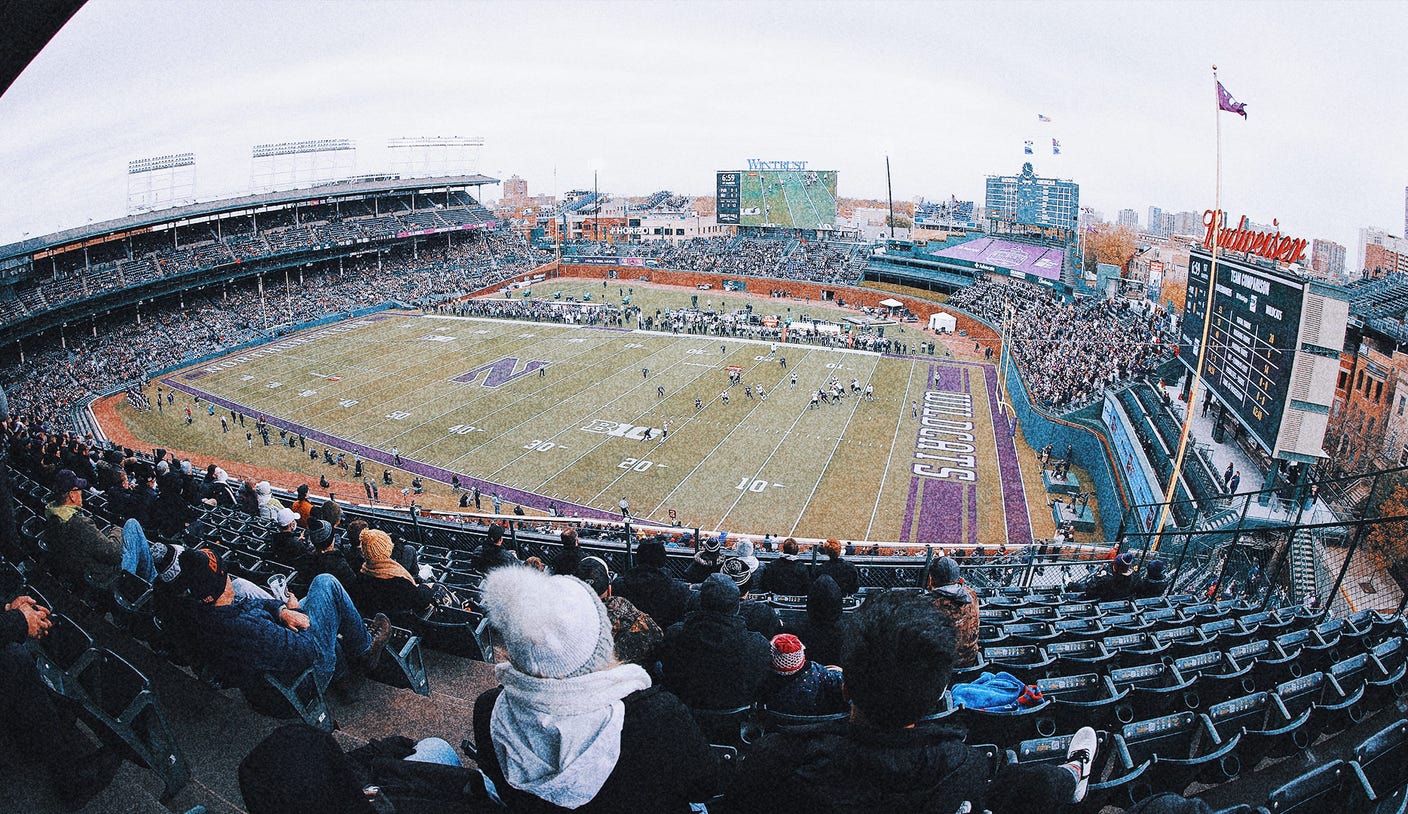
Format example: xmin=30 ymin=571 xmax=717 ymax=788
xmin=1217 ymin=80 xmax=1247 ymax=119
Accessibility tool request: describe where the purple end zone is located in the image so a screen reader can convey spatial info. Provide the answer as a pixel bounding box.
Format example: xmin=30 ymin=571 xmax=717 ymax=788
xmin=159 ymin=376 xmax=620 ymax=521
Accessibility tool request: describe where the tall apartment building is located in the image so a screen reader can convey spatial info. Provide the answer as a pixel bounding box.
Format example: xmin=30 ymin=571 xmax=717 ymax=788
xmin=1117 ymin=208 xmax=1139 ymax=229
xmin=1147 ymin=206 xmax=1165 ymax=236
xmin=1311 ymin=239 xmax=1347 ymax=279
xmin=502 ymin=175 xmax=529 ymax=200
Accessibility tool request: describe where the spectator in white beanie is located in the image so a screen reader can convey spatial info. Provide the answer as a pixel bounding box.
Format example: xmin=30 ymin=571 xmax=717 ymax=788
xmin=472 ymin=566 xmax=720 ymax=812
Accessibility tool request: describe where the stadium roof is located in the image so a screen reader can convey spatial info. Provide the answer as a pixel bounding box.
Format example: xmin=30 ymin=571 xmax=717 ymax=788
xmin=930 ymin=237 xmax=1065 ymax=282
xmin=0 ymin=173 xmax=499 ymax=262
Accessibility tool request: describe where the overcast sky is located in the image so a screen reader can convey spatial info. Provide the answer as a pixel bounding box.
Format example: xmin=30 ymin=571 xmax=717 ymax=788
xmin=1 ymin=0 xmax=1404 ymax=257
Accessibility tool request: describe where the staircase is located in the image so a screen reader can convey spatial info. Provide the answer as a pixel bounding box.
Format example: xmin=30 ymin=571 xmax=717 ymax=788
xmin=1289 ymin=526 xmax=1318 ymax=603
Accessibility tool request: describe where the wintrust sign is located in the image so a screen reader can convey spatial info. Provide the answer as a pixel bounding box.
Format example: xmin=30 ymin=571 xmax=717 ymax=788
xmin=1202 ymin=210 xmax=1308 ymax=264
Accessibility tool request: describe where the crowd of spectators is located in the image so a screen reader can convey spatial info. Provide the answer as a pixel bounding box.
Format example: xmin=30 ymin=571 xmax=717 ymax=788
xmin=5 ymin=195 xmax=503 ymax=323
xmin=598 ymin=235 xmax=868 ymax=285
xmin=946 ymin=278 xmax=1173 ymax=412
xmin=0 ymin=232 xmax=546 ymax=430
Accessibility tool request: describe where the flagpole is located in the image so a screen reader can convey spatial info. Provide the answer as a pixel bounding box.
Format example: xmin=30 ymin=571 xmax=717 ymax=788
xmin=1148 ymin=65 xmax=1225 ymax=555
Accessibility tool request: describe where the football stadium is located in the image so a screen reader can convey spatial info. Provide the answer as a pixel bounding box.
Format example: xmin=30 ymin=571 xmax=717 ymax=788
xmin=1 ymin=4 xmax=1407 ymax=814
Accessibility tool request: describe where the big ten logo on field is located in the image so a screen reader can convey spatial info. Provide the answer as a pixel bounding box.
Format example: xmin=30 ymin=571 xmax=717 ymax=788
xmin=581 ymin=419 xmax=659 ymax=441
xmin=451 ymin=357 xmax=549 ymax=388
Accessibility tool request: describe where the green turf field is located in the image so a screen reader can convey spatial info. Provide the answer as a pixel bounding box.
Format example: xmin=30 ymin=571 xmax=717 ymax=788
xmin=149 ymin=282 xmax=1029 ymax=544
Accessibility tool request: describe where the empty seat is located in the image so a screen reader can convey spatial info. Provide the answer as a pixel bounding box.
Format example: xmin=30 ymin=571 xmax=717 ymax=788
xmin=1119 ymin=710 xmax=1241 ymax=795
xmin=72 ymin=649 xmax=191 ymax=799
xmin=1104 ymin=632 xmax=1168 ymax=666
xmin=1036 ymin=672 xmax=1133 ymax=733
xmin=1110 ymin=662 xmax=1196 ymax=717
xmin=414 ymin=605 xmax=486 ymax=659
xmin=1054 ymin=617 xmax=1111 ymax=642
xmin=983 ymin=645 xmax=1056 ymax=678
xmin=1354 ymin=718 xmax=1408 ymax=807
xmin=1232 ymin=639 xmax=1303 ymax=690
xmin=1207 ymin=691 xmax=1312 ymax=768
xmin=1002 ymin=620 xmax=1061 ymax=645
xmin=32 ymin=613 xmax=97 ymax=699
xmin=1275 ymin=671 xmax=1364 ymax=739
xmin=1330 ymin=653 xmax=1399 ymax=714
xmin=365 ymin=622 xmax=430 ymax=697
xmin=1201 ymin=617 xmax=1254 ymax=648
xmin=979 ymin=607 xmax=1017 ymax=624
xmin=1265 ymin=759 xmax=1371 ymax=814
xmin=1175 ymin=651 xmax=1256 ymax=707
xmin=952 ymin=697 xmax=1053 ymax=748
xmin=1154 ymin=626 xmax=1215 ymax=660
xmin=1046 ymin=639 xmax=1116 ymax=676
xmin=1013 ymin=605 xmax=1060 ymax=621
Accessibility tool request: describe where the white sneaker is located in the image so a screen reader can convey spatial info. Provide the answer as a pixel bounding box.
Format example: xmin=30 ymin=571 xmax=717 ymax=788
xmin=1061 ymin=726 xmax=1098 ymax=803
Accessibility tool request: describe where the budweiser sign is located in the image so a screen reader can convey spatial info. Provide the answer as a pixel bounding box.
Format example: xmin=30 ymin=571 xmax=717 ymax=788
xmin=1202 ymin=209 xmax=1307 ymax=264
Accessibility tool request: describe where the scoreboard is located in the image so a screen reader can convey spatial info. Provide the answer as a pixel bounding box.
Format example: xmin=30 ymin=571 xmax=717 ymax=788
xmin=1179 ymin=247 xmax=1347 ymax=460
xmin=716 ymin=172 xmax=741 ymax=225
xmin=715 ymin=167 xmax=838 ymax=230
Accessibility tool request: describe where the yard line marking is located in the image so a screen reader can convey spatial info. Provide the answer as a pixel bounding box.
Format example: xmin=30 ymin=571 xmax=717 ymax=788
xmin=709 ymin=354 xmax=874 ymax=530
xmin=864 ymin=361 xmax=918 ymax=541
xmin=785 ymin=362 xmax=871 ymax=537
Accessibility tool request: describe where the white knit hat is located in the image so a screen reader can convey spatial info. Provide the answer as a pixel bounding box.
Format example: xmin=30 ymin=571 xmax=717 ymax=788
xmin=481 ymin=566 xmax=614 ymax=679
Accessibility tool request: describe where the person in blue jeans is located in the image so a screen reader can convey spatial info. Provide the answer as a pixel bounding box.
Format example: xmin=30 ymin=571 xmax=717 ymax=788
xmin=44 ymin=469 xmax=155 ymax=584
xmin=176 ymin=548 xmax=391 ymax=692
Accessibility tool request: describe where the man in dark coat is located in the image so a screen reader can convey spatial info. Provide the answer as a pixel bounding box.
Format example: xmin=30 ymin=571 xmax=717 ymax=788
xmin=756 ymin=537 xmax=811 ymax=596
xmin=659 ymin=574 xmax=769 ymax=711
xmin=470 ymin=523 xmax=519 ymax=573
xmin=549 ymin=527 xmax=582 ymax=576
xmin=1134 ymin=559 xmax=1170 ymax=599
xmin=925 ymin=556 xmax=980 ymax=668
xmin=610 ymin=540 xmax=690 ymax=629
xmin=784 ymin=575 xmax=850 ymax=667
xmin=1081 ymin=553 xmax=1139 ymax=601
xmin=729 ymin=591 xmax=1098 ymax=814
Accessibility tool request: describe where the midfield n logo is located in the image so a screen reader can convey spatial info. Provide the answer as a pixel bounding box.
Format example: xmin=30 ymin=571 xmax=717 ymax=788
xmin=451 ymin=357 xmax=548 ymax=388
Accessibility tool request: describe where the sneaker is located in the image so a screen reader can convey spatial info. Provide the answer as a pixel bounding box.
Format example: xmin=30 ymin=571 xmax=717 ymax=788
xmin=1061 ymin=726 xmax=1098 ymax=803
xmin=362 ymin=613 xmax=392 ymax=672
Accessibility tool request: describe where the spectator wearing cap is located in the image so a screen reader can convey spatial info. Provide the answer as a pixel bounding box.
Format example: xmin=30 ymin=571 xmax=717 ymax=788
xmin=44 ymin=468 xmax=156 ymax=584
xmin=684 ymin=534 xmax=724 ymax=583
xmin=1082 ymin=553 xmax=1139 ymax=601
xmin=757 ymin=537 xmax=811 ymax=597
xmin=470 ymin=523 xmax=519 ymax=573
xmin=291 ymin=484 xmax=315 ymax=529
xmin=721 ymin=555 xmax=781 ymax=638
xmin=611 ymin=539 xmax=691 ymax=629
xmin=472 ymin=566 xmax=719 ymax=812
xmin=353 ymin=529 xmax=436 ymax=617
xmin=760 ymin=633 xmax=846 ymax=716
xmin=269 ymin=508 xmax=313 ymax=565
xmin=549 ymin=527 xmax=582 ymax=577
xmin=783 ymin=575 xmax=851 ymax=668
xmin=174 ymin=548 xmax=391 ymax=693
xmin=576 ymin=554 xmax=663 ymax=667
xmin=255 ymin=481 xmax=285 ymax=523
xmin=731 ymin=591 xmax=1100 ymax=814
xmin=925 ymin=556 xmax=980 ymax=668
xmin=1134 ymin=559 xmax=1169 ymax=599
xmin=659 ymin=573 xmax=770 ymax=711
xmin=815 ymin=538 xmax=860 ymax=596
xmin=296 ymin=520 xmax=358 ymax=594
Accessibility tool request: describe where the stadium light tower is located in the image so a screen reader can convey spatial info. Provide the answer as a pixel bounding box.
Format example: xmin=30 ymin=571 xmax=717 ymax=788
xmin=126 ymin=152 xmax=196 ymax=214
xmin=886 ymin=154 xmax=896 ymax=240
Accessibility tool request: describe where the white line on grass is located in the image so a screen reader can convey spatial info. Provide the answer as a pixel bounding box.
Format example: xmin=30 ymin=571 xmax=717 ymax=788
xmin=786 ymin=365 xmax=869 ymax=537
xmin=863 ymin=361 xmax=918 ymax=541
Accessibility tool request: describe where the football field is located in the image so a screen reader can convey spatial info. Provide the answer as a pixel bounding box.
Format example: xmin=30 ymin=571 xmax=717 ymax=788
xmin=154 ymin=305 xmax=1033 ymax=544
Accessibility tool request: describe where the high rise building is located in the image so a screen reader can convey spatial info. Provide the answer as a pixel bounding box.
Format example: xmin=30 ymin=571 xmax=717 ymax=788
xmin=1364 ymin=243 xmax=1408 ymax=279
xmin=983 ymin=162 xmax=1079 ymax=242
xmin=1311 ymin=239 xmax=1346 ymax=278
xmin=503 ymin=175 xmax=528 ymax=200
xmin=1117 ymin=208 xmax=1138 ymax=229
xmin=1172 ymin=211 xmax=1202 ymax=237
xmin=1147 ymin=206 xmax=1165 ymax=236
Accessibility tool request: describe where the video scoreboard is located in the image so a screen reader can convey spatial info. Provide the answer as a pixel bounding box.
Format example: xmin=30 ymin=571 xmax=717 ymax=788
xmin=716 ymin=165 xmax=838 ymax=230
xmin=1179 ymin=247 xmax=1347 ymax=460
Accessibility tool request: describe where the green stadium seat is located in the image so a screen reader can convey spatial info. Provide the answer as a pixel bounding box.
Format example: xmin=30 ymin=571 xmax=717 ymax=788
xmin=1206 ymin=691 xmax=1312 ymax=767
xmin=1118 ymin=710 xmax=1242 ymax=795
